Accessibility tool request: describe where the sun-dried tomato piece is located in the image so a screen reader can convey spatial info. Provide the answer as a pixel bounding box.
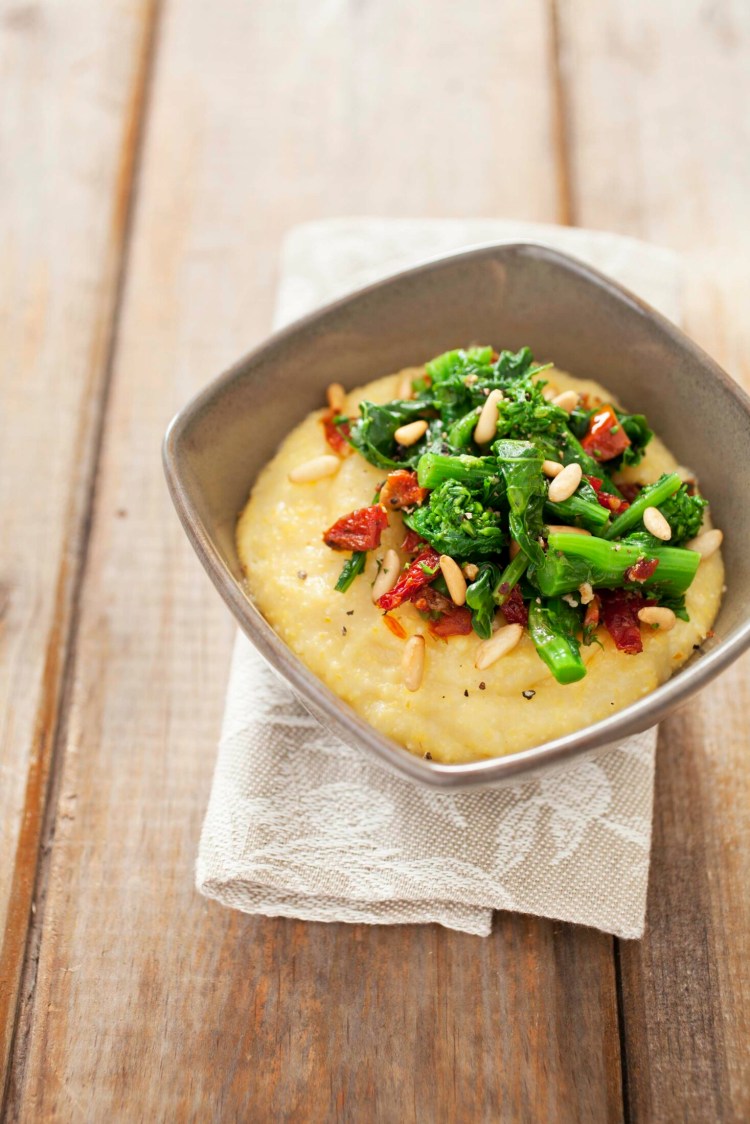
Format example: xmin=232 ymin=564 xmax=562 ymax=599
xmin=500 ymin=584 xmax=528 ymax=627
xmin=379 ymin=470 xmax=428 ymax=511
xmin=411 ymin=586 xmax=454 ymax=615
xmin=401 ymin=528 xmax=426 ymax=554
xmin=383 ymin=615 xmax=407 ymax=640
xmin=321 ymin=412 xmax=351 ymax=456
xmin=378 ymin=546 xmax=441 ymax=611
xmin=585 ymin=474 xmax=629 ymax=514
xmin=581 ymin=404 xmax=631 ymax=462
xmin=625 ymin=556 xmax=659 ymax=583
xmin=618 ymin=482 xmax=642 ymax=504
xmin=600 ymin=590 xmax=652 ymax=654
xmin=429 ymin=605 xmax=473 ymax=639
xmin=324 ymin=505 xmax=389 ymax=552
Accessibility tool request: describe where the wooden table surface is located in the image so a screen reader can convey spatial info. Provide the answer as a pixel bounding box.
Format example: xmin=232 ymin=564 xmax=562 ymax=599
xmin=2 ymin=2 xmax=749 ymax=1120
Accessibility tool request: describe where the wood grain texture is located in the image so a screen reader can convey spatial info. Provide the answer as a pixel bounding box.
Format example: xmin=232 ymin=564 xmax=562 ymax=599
xmin=6 ymin=1 xmax=624 ymax=1120
xmin=558 ymin=1 xmax=750 ymax=1117
xmin=0 ymin=0 xmax=159 ymax=1093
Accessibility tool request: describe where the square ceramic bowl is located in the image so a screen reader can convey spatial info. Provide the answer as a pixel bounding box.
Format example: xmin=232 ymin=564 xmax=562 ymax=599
xmin=163 ymin=243 xmax=750 ymax=789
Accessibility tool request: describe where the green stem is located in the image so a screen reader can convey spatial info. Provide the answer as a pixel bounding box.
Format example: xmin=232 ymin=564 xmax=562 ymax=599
xmin=545 ymin=494 xmax=610 ymax=534
xmin=527 ymin=599 xmax=586 ymax=685
xmin=543 ymin=532 xmax=700 ymax=596
xmin=493 ymin=551 xmax=529 ymax=605
xmin=416 ymin=452 xmax=499 ymax=490
xmin=603 ymin=472 xmax=682 ymax=540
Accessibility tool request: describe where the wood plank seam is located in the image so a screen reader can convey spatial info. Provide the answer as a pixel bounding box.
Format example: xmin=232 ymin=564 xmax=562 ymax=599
xmin=0 ymin=1 xmax=164 ymax=1115
xmin=547 ymin=0 xmax=577 ymax=226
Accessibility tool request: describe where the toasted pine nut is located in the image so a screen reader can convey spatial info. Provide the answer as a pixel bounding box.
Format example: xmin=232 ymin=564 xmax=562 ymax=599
xmin=326 ymin=382 xmax=346 ymax=412
xmin=462 ymin=562 xmax=479 ymax=581
xmin=402 ymin=635 xmax=425 ymax=691
xmin=551 ymin=390 xmax=579 ymax=413
xmin=638 ymin=606 xmax=677 ymax=631
xmin=579 ymin=581 xmax=595 ymax=605
xmin=546 ymin=524 xmax=591 ymax=536
xmin=371 ymin=549 xmax=401 ymax=604
xmin=396 ymin=371 xmax=415 ymax=400
xmin=541 ymin=384 xmax=559 ymax=401
xmin=548 ymin=461 xmax=583 ymax=502
xmin=288 ymin=455 xmax=340 ymax=484
xmin=686 ymin=528 xmax=723 ymax=560
xmin=394 ymin=419 xmax=428 ymax=446
xmin=643 ymin=506 xmax=672 ymax=541
xmin=509 ymin=539 xmax=521 ymax=559
xmin=542 ymin=460 xmax=564 ymax=478
xmin=439 ymin=555 xmax=468 ymax=606
xmin=473 ymin=389 xmax=504 ymax=444
xmin=475 ymin=623 xmax=524 ymax=670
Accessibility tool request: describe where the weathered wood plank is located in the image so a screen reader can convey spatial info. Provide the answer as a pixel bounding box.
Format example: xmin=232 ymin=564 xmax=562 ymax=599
xmin=559 ymin=1 xmax=750 ymax=1117
xmin=0 ymin=0 xmax=159 ymax=1094
xmin=8 ymin=1 xmax=623 ymax=1119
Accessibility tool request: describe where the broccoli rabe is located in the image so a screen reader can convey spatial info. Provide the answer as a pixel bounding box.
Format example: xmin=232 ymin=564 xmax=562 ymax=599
xmin=657 ymin=484 xmax=707 ymax=544
xmin=404 ymin=479 xmax=506 ymax=558
xmin=331 ymin=343 xmax=717 ymax=687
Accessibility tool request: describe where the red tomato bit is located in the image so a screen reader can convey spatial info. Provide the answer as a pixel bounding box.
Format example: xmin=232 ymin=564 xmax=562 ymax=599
xmin=429 ymin=605 xmax=473 ymax=639
xmin=324 ymin=505 xmax=389 ymax=552
xmin=600 ymin=590 xmax=653 ymax=654
xmin=625 ymin=556 xmax=659 ymax=583
xmin=378 ymin=546 xmax=441 ymax=611
xmin=321 ymin=412 xmax=351 ymax=456
xmin=585 ymin=474 xmax=629 ymax=513
xmin=500 ymin=584 xmax=528 ymax=627
xmin=400 ymin=528 xmax=425 ymax=554
xmin=581 ymin=404 xmax=631 ymax=462
xmin=379 ymin=470 xmax=429 ymax=511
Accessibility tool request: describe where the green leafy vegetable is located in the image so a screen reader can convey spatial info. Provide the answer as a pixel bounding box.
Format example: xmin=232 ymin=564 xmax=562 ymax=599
xmin=603 ymin=472 xmax=683 ymax=540
xmin=404 ymin=480 xmax=506 ymax=558
xmin=527 ymin=598 xmax=586 ymax=684
xmin=348 ymin=399 xmax=436 ymax=470
xmin=335 ymin=551 xmax=367 ymax=593
xmin=494 ymin=440 xmax=547 ymax=565
xmin=466 ymin=563 xmax=502 ymax=639
xmin=657 ymin=484 xmax=707 ymax=545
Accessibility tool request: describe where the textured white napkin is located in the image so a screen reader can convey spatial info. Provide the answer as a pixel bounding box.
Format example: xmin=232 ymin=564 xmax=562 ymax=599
xmin=197 ymin=218 xmax=682 ymax=939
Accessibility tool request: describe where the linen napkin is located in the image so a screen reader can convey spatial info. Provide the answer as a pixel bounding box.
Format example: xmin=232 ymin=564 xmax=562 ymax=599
xmin=197 ymin=218 xmax=682 ymax=939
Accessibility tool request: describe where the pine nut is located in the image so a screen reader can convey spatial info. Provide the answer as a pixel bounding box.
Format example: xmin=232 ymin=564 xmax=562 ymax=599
xmin=643 ymin=506 xmax=672 ymax=541
xmin=394 ymin=419 xmax=428 ymax=446
xmin=371 ymin=549 xmax=401 ymax=603
xmin=542 ymin=460 xmax=564 ymax=477
xmin=686 ymin=528 xmax=723 ymax=559
xmin=546 ymin=524 xmax=591 ymax=536
xmin=396 ymin=371 xmax=415 ymax=400
xmin=579 ymin=581 xmax=595 ymax=605
xmin=638 ymin=606 xmax=677 ymax=631
xmin=541 ymin=384 xmax=559 ymax=401
xmin=402 ymin=635 xmax=425 ymax=691
xmin=326 ymin=382 xmax=346 ymax=412
xmin=509 ymin=539 xmax=521 ymax=558
xmin=548 ymin=461 xmax=583 ymax=502
xmin=475 ymin=623 xmax=524 ymax=670
xmin=551 ymin=390 xmax=579 ymax=413
xmin=288 ymin=455 xmax=340 ymax=483
xmin=462 ymin=562 xmax=479 ymax=581
xmin=439 ymin=555 xmax=467 ymax=606
xmin=473 ymin=389 xmax=504 ymax=444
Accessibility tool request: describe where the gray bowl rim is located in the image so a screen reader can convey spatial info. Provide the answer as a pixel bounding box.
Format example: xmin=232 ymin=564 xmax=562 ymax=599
xmin=163 ymin=240 xmax=750 ymax=789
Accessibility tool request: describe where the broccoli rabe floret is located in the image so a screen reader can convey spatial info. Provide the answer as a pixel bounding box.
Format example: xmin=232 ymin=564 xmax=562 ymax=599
xmin=657 ymin=484 xmax=707 ymax=544
xmin=404 ymin=479 xmax=506 ymax=558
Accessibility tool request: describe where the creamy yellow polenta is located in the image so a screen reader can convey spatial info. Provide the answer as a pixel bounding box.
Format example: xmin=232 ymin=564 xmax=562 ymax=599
xmin=237 ymin=367 xmax=724 ymax=763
